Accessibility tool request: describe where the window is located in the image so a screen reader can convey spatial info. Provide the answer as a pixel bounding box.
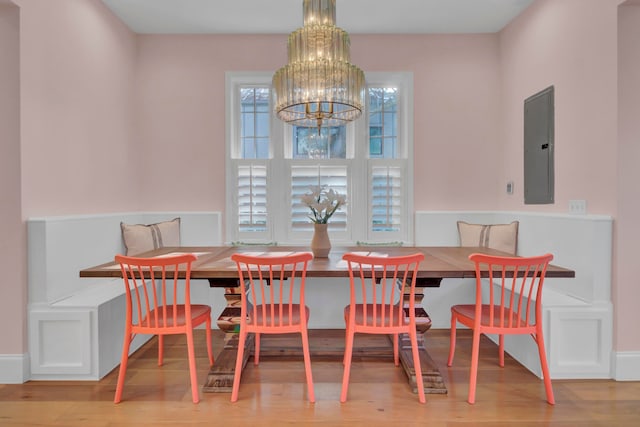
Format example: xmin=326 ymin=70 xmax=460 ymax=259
xmin=226 ymin=71 xmax=414 ymax=244
xmin=368 ymin=87 xmax=398 ymax=158
xmin=292 ymin=126 xmax=346 ymax=159
xmin=239 ymin=87 xmax=270 ymax=159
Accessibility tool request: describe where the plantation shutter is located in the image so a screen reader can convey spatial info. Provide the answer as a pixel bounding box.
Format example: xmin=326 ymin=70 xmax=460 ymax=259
xmin=371 ymin=164 xmax=403 ymax=232
xmin=237 ymin=163 xmax=268 ymax=232
xmin=290 ymin=164 xmax=348 ymax=231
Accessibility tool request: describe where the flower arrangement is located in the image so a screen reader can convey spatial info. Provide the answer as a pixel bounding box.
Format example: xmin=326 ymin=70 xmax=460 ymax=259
xmin=301 ymin=185 xmax=346 ymax=224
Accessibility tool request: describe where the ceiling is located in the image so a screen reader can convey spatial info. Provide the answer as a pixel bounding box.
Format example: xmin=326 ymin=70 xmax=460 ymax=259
xmin=101 ymin=0 xmax=535 ymax=35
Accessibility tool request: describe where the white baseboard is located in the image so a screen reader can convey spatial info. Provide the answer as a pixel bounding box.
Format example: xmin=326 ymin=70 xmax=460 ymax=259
xmin=613 ymin=351 xmax=640 ymax=380
xmin=0 ymin=353 xmax=29 ymax=383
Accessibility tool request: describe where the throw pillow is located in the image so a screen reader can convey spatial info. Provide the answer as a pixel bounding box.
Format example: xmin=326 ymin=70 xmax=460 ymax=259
xmin=457 ymin=220 xmax=519 ymax=255
xmin=120 ymin=217 xmax=181 ymax=255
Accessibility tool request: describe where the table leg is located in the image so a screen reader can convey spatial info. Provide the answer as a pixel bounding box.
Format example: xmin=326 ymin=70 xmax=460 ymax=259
xmin=396 ymin=282 xmax=447 ymax=394
xmin=202 ymin=283 xmax=253 ymax=392
xmin=202 ymin=279 xmax=448 ymax=395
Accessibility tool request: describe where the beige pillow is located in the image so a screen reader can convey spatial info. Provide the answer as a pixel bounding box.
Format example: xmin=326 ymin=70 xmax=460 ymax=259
xmin=121 ymin=217 xmax=181 ymax=255
xmin=457 ymin=221 xmax=519 ymax=255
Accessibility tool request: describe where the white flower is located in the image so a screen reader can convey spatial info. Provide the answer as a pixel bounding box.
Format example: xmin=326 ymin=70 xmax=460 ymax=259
xmin=301 ymin=185 xmax=346 ymax=224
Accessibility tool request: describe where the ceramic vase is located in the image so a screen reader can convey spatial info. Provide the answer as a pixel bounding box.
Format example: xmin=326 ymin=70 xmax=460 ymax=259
xmin=310 ymin=223 xmax=331 ymax=258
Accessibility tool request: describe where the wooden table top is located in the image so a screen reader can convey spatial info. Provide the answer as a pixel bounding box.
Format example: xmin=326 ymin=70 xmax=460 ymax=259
xmin=79 ymin=245 xmax=575 ymax=280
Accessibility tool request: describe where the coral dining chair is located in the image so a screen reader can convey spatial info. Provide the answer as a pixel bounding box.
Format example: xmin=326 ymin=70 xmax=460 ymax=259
xmin=341 ymin=252 xmax=426 ymax=403
xmin=447 ymin=253 xmax=555 ymax=404
xmin=114 ymin=253 xmax=214 ymax=404
xmin=230 ymin=251 xmax=315 ymax=402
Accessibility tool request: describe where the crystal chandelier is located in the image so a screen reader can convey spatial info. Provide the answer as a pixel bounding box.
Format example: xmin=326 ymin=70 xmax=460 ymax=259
xmin=272 ymin=0 xmax=365 ymax=131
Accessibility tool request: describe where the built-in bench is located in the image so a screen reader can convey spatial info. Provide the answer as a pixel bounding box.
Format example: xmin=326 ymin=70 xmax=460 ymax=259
xmin=415 ymin=211 xmax=613 ymax=379
xmin=27 ymin=212 xmax=223 ymax=380
xmin=27 ymin=210 xmax=613 ymax=381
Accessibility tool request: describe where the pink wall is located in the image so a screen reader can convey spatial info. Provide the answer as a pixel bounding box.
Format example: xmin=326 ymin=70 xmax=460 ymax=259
xmin=134 ymin=34 xmax=287 ymax=213
xmin=499 ymin=0 xmax=619 ymax=214
xmin=133 ymin=33 xmax=502 ymax=213
xmin=500 ymin=0 xmax=638 ymax=353
xmin=616 ymin=2 xmax=640 ymax=352
xmin=352 ymin=35 xmax=503 ymax=210
xmin=17 ymin=0 xmax=138 ymax=218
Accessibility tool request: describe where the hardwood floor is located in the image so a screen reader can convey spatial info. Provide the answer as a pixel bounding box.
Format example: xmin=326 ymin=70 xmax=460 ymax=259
xmin=1 ymin=329 xmax=638 ymax=426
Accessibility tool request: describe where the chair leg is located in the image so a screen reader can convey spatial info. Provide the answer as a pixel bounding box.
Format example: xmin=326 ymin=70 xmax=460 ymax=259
xmin=300 ymin=328 xmax=315 ymax=403
xmin=393 ymin=334 xmax=399 ymax=366
xmin=409 ymin=328 xmax=426 ymax=403
xmin=254 ymin=332 xmax=260 ymax=365
xmin=185 ymin=329 xmax=200 ymax=404
xmin=467 ymin=328 xmax=482 ymax=404
xmin=158 ymin=334 xmax=164 ymax=366
xmin=342 ymin=323 xmax=349 ymax=365
xmin=340 ymin=329 xmax=355 ymax=403
xmin=499 ymin=334 xmax=505 ymax=367
xmin=534 ymin=330 xmax=555 ymax=405
xmin=114 ymin=330 xmax=133 ymax=404
xmin=230 ymin=330 xmax=247 ymax=402
xmin=447 ymin=313 xmax=457 ymax=367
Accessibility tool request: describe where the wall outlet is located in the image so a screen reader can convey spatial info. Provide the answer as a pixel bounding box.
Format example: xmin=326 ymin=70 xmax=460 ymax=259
xmin=569 ymin=200 xmax=587 ymax=214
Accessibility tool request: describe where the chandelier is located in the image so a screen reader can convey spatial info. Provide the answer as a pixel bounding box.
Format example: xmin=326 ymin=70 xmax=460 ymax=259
xmin=272 ymin=0 xmax=365 ymax=131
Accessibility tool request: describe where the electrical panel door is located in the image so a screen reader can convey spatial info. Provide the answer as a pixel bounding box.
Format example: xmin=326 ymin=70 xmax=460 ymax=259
xmin=524 ymin=86 xmax=554 ymax=204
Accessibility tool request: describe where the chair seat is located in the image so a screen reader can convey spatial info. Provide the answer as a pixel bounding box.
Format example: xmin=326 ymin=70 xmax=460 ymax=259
xmin=137 ymin=304 xmax=211 ymax=328
xmin=451 ymin=304 xmax=534 ymax=330
xmin=247 ymin=304 xmax=309 ymax=327
xmin=344 ymin=304 xmax=408 ymax=328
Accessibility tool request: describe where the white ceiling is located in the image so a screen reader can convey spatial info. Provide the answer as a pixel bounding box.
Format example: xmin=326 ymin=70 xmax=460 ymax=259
xmin=101 ymin=0 xmax=535 ymax=34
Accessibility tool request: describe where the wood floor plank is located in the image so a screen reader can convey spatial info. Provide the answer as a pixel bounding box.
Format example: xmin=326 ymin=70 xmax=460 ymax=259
xmin=0 ymin=329 xmax=638 ymax=426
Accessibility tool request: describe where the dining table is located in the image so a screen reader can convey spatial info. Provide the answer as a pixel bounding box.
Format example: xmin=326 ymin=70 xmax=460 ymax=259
xmin=80 ymin=245 xmax=575 ymax=395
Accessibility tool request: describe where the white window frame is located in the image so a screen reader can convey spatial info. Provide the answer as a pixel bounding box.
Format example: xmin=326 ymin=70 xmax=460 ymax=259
xmin=362 ymin=72 xmax=414 ymax=244
xmin=225 ymin=72 xmax=280 ymax=243
xmin=225 ymin=71 xmax=414 ymax=245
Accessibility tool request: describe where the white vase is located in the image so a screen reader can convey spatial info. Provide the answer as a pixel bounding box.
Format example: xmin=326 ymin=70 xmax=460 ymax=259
xmin=310 ymin=223 xmax=331 ymax=258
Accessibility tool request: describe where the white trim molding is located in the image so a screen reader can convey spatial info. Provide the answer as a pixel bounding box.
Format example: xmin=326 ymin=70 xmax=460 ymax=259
xmin=0 ymin=353 xmax=29 ymax=384
xmin=613 ymin=351 xmax=640 ymax=381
